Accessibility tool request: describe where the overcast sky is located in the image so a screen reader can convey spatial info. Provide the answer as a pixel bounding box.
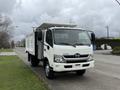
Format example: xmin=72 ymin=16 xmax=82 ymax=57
xmin=0 ymin=0 xmax=120 ymax=40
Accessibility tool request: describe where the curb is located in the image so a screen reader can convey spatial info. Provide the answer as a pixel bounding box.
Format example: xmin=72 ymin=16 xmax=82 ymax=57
xmin=14 ymin=50 xmax=52 ymax=90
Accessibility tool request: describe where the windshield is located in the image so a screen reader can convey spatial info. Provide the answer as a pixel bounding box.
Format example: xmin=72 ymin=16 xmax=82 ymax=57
xmin=54 ymin=29 xmax=91 ymax=46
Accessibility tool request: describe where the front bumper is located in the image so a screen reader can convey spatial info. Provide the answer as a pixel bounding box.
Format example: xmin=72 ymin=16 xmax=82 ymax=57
xmin=53 ymin=61 xmax=94 ymax=72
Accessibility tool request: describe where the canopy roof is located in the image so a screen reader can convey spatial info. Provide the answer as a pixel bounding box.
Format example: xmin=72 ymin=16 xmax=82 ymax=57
xmin=36 ymin=23 xmax=77 ymax=30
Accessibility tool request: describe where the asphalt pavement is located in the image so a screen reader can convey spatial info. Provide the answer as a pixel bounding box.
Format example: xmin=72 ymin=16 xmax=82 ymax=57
xmin=15 ymin=48 xmax=120 ymax=90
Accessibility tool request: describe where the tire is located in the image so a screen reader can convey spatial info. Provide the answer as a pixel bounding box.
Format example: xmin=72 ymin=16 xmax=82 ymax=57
xmin=28 ymin=53 xmax=30 ymax=61
xmin=30 ymin=55 xmax=39 ymax=67
xmin=76 ymin=70 xmax=86 ymax=76
xmin=45 ymin=61 xmax=54 ymax=79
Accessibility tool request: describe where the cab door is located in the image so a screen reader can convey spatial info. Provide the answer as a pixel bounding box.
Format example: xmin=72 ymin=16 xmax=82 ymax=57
xmin=44 ymin=30 xmax=54 ymax=66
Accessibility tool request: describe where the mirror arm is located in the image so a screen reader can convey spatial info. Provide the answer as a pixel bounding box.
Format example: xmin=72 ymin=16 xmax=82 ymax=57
xmin=40 ymin=41 xmax=49 ymax=47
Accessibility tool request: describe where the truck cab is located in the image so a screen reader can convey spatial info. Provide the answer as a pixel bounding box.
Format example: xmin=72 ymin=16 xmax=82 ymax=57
xmin=26 ymin=23 xmax=95 ymax=79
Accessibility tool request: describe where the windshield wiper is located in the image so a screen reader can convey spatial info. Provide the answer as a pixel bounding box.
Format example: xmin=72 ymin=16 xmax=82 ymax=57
xmin=58 ymin=42 xmax=72 ymax=45
xmin=74 ymin=43 xmax=84 ymax=45
xmin=57 ymin=42 xmax=76 ymax=47
xmin=73 ymin=43 xmax=90 ymax=46
xmin=57 ymin=42 xmax=90 ymax=47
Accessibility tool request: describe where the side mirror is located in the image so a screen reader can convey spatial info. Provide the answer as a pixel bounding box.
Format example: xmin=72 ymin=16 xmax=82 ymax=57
xmin=91 ymin=33 xmax=95 ymax=44
xmin=37 ymin=31 xmax=42 ymax=41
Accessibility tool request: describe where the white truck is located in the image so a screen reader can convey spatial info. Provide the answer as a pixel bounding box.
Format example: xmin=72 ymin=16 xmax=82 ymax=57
xmin=25 ymin=23 xmax=95 ymax=79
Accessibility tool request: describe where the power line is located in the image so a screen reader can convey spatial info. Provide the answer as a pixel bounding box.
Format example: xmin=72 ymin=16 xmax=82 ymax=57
xmin=115 ymin=0 xmax=120 ymax=6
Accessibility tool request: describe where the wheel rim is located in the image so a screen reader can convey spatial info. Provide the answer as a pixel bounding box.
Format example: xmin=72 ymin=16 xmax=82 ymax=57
xmin=45 ymin=64 xmax=50 ymax=77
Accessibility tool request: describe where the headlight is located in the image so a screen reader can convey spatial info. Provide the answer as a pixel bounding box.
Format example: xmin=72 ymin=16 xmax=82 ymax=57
xmin=88 ymin=54 xmax=93 ymax=61
xmin=54 ymin=55 xmax=66 ymax=63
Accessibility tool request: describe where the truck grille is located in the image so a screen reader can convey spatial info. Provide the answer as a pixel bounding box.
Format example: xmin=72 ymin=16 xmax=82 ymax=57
xmin=63 ymin=54 xmax=89 ymax=63
xmin=64 ymin=54 xmax=88 ymax=58
xmin=66 ymin=60 xmax=88 ymax=63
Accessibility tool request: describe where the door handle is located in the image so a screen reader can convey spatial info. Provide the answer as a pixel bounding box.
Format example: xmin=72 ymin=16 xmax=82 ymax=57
xmin=44 ymin=49 xmax=46 ymax=51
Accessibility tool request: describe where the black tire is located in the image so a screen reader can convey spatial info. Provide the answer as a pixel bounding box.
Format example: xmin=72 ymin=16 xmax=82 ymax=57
xmin=28 ymin=53 xmax=30 ymax=61
xmin=76 ymin=70 xmax=86 ymax=76
xmin=30 ymin=55 xmax=39 ymax=67
xmin=45 ymin=61 xmax=54 ymax=79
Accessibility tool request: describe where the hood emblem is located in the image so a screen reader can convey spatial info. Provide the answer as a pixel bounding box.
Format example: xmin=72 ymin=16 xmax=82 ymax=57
xmin=74 ymin=53 xmax=80 ymax=58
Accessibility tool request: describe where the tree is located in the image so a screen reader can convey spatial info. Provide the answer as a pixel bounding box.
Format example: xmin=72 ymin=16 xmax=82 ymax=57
xmin=0 ymin=14 xmax=12 ymax=49
xmin=0 ymin=31 xmax=10 ymax=48
xmin=0 ymin=14 xmax=12 ymax=32
xmin=11 ymin=40 xmax=15 ymax=48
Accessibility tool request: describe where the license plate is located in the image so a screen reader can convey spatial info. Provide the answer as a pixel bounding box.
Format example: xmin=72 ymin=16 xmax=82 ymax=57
xmin=75 ymin=64 xmax=80 ymax=66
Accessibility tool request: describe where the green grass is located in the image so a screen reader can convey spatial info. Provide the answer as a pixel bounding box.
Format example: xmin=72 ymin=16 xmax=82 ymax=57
xmin=0 ymin=49 xmax=13 ymax=52
xmin=0 ymin=56 xmax=49 ymax=90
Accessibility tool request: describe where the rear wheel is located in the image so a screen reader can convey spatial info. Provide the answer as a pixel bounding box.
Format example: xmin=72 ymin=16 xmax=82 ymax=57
xmin=76 ymin=70 xmax=86 ymax=76
xmin=28 ymin=53 xmax=30 ymax=61
xmin=45 ymin=61 xmax=54 ymax=79
xmin=30 ymin=54 xmax=39 ymax=67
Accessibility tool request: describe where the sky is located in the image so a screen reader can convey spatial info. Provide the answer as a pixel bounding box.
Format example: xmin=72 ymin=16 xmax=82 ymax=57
xmin=0 ymin=0 xmax=120 ymax=41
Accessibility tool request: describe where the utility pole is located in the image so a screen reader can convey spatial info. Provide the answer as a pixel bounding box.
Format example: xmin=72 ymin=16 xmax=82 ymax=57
xmin=119 ymin=32 xmax=120 ymax=38
xmin=106 ymin=26 xmax=109 ymax=39
xmin=114 ymin=0 xmax=120 ymax=38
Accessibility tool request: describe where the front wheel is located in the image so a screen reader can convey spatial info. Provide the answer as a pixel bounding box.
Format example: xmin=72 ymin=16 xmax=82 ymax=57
xmin=76 ymin=70 xmax=86 ymax=76
xmin=45 ymin=61 xmax=54 ymax=79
